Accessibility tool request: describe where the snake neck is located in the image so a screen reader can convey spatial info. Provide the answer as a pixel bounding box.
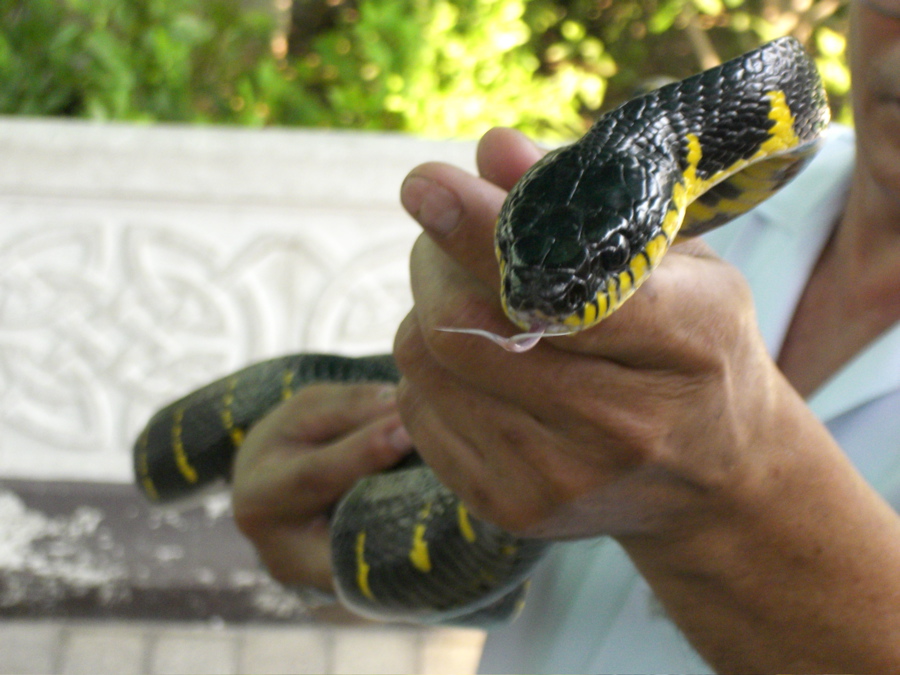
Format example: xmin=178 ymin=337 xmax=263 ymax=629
xmin=494 ymin=36 xmax=829 ymax=335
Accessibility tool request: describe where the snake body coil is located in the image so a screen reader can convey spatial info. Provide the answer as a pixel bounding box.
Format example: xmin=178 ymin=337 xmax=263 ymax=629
xmin=134 ymin=37 xmax=829 ymax=625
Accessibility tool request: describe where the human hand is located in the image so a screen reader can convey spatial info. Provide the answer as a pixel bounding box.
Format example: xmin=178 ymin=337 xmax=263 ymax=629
xmin=394 ymin=127 xmax=791 ymax=541
xmin=231 ymin=383 xmax=413 ymax=591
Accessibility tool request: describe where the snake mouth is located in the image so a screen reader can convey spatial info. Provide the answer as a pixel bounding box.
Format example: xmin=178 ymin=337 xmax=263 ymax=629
xmin=504 ymin=307 xmax=586 ymax=334
xmin=502 ymin=270 xmax=626 ymax=334
xmin=434 ymin=270 xmax=597 ymax=353
xmin=503 ymin=267 xmax=592 ymax=322
xmin=501 ymin=251 xmax=658 ymax=336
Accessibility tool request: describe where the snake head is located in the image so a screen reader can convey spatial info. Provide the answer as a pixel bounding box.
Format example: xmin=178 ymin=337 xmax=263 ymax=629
xmin=495 ymin=142 xmax=677 ymax=333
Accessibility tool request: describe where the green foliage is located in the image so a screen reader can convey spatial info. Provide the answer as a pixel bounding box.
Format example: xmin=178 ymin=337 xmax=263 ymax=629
xmin=0 ymin=0 xmax=852 ymax=137
xmin=567 ymin=0 xmax=852 ymax=125
xmin=0 ymin=0 xmax=279 ymax=123
xmin=298 ymin=0 xmax=614 ymax=138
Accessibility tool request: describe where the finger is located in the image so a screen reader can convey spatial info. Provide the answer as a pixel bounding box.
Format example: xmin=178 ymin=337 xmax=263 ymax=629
xmin=399 ymin=237 xmax=578 ymax=408
xmin=670 ymin=234 xmax=719 ymax=259
xmin=292 ymin=412 xmax=414 ymax=507
xmin=396 ymin=289 xmax=619 ymax=450
xmin=577 ymin=246 xmax=753 ymax=365
xmin=394 ymin=337 xmax=543 ymax=533
xmin=400 ymin=129 xmax=545 ymax=292
xmin=268 ymin=382 xmax=400 ymax=445
xmin=234 ymin=396 xmax=413 ymax=589
xmin=408 ymin=234 xmax=510 ymax=337
xmin=403 ymin=232 xmax=572 ymax=367
xmin=396 ymin=312 xmax=598 ymax=535
xmin=476 ymin=127 xmax=545 ymax=190
xmin=240 ymin=411 xmax=413 ymax=517
xmin=399 ymin=227 xmax=744 ymax=407
xmin=400 ymin=162 xmax=505 ymax=288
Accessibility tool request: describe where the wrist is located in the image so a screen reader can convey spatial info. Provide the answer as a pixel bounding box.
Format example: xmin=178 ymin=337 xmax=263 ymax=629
xmin=614 ymin=380 xmax=900 ymax=672
xmin=619 ymin=373 xmax=822 ymax=561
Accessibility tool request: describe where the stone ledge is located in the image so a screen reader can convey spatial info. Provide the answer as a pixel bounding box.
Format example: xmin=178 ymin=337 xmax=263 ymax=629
xmin=0 ymin=116 xmax=476 ymax=209
xmin=0 ymin=478 xmax=357 ymax=623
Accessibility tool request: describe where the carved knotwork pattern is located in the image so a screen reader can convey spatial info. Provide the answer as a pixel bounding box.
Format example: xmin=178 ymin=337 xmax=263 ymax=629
xmin=0 ymin=215 xmax=414 ymax=479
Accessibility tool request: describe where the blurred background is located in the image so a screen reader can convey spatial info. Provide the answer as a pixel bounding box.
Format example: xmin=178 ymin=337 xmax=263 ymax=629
xmin=0 ymin=1 xmax=851 ymax=674
xmin=1 ymin=0 xmax=851 ymax=138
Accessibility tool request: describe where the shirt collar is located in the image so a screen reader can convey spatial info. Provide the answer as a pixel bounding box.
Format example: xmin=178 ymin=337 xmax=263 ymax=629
xmin=809 ymin=322 xmax=900 ymax=420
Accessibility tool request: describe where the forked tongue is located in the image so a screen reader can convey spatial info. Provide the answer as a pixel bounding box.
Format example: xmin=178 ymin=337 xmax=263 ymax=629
xmin=436 ymin=323 xmax=548 ymax=353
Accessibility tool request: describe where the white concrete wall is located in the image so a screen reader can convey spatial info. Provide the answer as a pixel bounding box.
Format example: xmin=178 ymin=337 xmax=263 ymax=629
xmin=0 ymin=117 xmax=476 ymax=483
xmin=0 ymin=118 xmax=487 ymax=675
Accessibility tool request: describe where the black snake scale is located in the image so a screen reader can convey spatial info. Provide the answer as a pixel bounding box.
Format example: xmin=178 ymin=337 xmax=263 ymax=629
xmin=134 ymin=37 xmax=829 ymax=625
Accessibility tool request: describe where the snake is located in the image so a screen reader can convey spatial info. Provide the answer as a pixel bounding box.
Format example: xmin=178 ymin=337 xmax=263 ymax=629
xmin=133 ymin=36 xmax=830 ymax=626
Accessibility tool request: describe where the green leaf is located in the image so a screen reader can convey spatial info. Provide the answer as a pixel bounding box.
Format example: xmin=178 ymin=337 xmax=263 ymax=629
xmin=648 ymin=0 xmax=684 ymax=34
xmin=691 ymin=0 xmax=724 ymax=16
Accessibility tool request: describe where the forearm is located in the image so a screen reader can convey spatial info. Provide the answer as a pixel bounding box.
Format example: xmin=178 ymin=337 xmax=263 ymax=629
xmin=620 ymin=387 xmax=900 ymax=673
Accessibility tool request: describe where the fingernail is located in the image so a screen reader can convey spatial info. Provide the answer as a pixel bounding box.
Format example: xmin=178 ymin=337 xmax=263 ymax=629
xmin=387 ymin=424 xmax=413 ymax=452
xmin=401 ymin=175 xmax=462 ymax=235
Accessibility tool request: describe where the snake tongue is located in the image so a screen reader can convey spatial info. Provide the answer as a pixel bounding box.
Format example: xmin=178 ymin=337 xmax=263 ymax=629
xmin=436 ymin=323 xmax=548 ymax=353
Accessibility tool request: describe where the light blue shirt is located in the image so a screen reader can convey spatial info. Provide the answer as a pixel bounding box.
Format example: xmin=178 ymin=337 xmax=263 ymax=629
xmin=479 ymin=125 xmax=900 ymax=673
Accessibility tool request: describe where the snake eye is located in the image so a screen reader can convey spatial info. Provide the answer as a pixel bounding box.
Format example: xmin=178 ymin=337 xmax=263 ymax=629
xmin=598 ymin=233 xmax=631 ymax=271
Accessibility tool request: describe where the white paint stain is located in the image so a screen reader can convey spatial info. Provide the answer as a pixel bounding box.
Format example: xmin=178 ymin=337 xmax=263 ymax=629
xmin=0 ymin=490 xmax=127 ymax=606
